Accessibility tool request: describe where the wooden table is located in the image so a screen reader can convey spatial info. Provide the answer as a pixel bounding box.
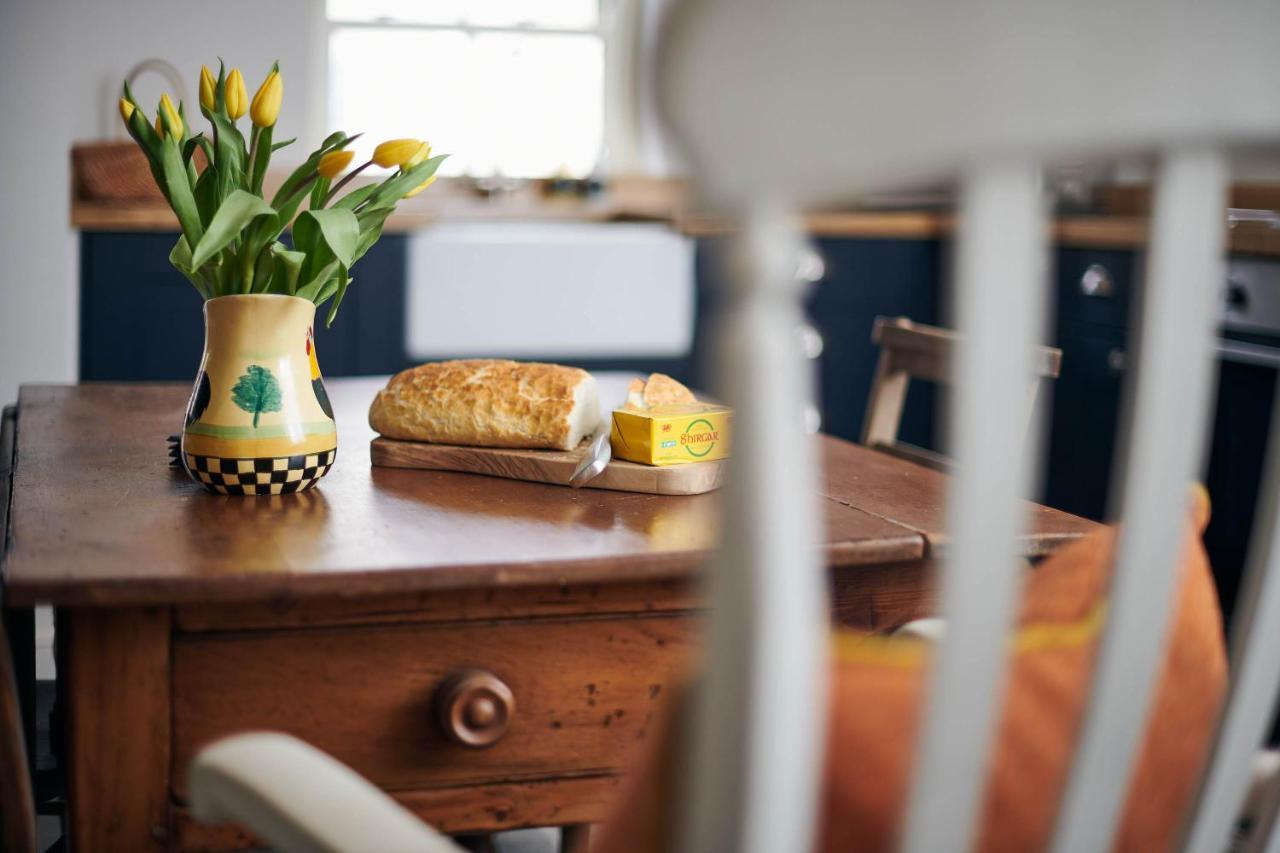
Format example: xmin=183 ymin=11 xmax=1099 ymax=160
xmin=1 ymin=380 xmax=1095 ymax=851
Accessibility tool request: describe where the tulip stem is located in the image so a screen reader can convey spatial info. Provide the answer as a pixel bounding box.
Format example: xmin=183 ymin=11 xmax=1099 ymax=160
xmin=279 ymin=174 xmax=321 ymax=213
xmin=322 ymin=161 xmax=373 ymax=207
xmin=246 ymin=126 xmax=260 ymax=186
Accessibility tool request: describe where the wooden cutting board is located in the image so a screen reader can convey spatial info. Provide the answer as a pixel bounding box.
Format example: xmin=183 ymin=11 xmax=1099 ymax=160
xmin=370 ymin=437 xmax=726 ymax=496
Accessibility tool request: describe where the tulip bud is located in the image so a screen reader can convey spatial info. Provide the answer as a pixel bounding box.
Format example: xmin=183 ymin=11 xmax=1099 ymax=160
xmin=157 ymin=92 xmax=183 ymax=138
xmin=317 ymin=149 xmax=355 ymax=179
xmin=404 ymin=174 xmax=437 ymax=199
xmin=199 ymin=64 xmax=216 ymax=112
xmin=250 ymin=69 xmax=282 ymax=127
xmin=119 ymin=98 xmax=135 ymax=126
xmin=225 ymin=68 xmax=248 ymax=120
xmin=404 ymin=141 xmax=432 ymax=169
xmin=372 ymin=138 xmax=426 ymax=169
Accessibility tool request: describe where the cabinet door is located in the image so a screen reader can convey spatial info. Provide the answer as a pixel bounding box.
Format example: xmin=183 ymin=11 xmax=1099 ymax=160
xmin=1042 ymin=324 xmax=1129 ymax=520
xmin=692 ymin=237 xmax=944 ymax=446
xmin=1041 ymin=248 xmax=1138 ymax=521
xmin=79 ymin=232 xmax=206 ymax=381
xmin=79 ymin=232 xmax=408 ymax=381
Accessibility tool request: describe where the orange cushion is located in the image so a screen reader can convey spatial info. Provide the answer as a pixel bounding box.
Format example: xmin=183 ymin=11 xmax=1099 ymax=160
xmin=594 ymin=494 xmax=1226 ymax=852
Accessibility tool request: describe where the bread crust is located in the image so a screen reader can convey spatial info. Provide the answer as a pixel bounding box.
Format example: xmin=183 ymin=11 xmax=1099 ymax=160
xmin=369 ymin=360 xmax=598 ymax=451
xmin=624 ymin=373 xmax=698 ymax=411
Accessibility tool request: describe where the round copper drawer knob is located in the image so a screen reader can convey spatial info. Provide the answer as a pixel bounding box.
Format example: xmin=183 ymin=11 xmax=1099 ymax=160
xmin=436 ymin=669 xmax=515 ymax=748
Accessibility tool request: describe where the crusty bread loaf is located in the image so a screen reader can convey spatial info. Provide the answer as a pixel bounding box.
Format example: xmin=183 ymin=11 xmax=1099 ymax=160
xmin=369 ymin=360 xmax=600 ymax=451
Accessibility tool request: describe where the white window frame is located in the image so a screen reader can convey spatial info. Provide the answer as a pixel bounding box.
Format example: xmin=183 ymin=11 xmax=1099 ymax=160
xmin=323 ymin=1 xmax=642 ymax=178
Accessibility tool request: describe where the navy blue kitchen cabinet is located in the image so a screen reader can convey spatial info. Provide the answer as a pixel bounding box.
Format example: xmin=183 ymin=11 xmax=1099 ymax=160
xmin=692 ymin=236 xmax=944 ymax=449
xmin=79 ymin=231 xmax=408 ymax=381
xmin=1041 ymin=247 xmax=1139 ymax=521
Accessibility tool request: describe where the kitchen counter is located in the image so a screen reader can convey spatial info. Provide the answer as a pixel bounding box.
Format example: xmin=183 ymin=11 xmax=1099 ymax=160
xmin=71 ymin=200 xmax=1280 ymax=256
xmin=70 ymin=163 xmax=1280 ymax=254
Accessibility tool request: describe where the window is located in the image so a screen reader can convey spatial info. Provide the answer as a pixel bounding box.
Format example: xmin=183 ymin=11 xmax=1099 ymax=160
xmin=327 ymin=1 xmax=606 ymax=179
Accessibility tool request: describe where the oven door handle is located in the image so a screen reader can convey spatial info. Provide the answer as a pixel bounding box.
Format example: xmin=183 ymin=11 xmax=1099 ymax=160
xmin=1218 ymin=339 xmax=1280 ymax=368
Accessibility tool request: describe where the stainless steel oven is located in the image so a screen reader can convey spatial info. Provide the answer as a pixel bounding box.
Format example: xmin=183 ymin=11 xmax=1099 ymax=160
xmin=1204 ymin=256 xmax=1280 ymax=628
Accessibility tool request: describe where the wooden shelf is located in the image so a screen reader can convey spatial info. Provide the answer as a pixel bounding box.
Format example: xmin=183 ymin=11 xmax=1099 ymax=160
xmin=70 ymin=175 xmax=1280 ymax=256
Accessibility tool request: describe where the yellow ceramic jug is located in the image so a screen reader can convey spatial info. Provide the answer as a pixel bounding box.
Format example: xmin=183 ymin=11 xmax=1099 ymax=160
xmin=180 ymin=295 xmax=337 ymax=495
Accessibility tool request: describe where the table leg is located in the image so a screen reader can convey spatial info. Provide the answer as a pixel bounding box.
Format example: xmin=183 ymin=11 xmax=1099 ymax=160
xmin=63 ymin=606 xmax=171 ymax=851
xmin=562 ymin=822 xmax=593 ymax=851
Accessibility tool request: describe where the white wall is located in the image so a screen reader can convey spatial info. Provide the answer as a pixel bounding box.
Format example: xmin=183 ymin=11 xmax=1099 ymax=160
xmin=0 ymin=0 xmax=326 ymax=406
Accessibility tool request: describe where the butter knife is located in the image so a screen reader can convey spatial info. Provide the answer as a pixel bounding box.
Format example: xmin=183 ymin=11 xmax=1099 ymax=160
xmin=569 ymin=416 xmax=612 ymax=488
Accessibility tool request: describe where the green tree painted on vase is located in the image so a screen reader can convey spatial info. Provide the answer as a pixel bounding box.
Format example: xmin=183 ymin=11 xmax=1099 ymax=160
xmin=231 ymin=364 xmax=282 ymax=428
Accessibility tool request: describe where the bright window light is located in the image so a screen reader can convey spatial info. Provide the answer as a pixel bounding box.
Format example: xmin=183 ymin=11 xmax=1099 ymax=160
xmin=327 ymin=1 xmax=605 ymax=179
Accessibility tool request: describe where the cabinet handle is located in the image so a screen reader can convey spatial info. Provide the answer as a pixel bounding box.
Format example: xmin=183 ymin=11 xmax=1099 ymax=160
xmin=435 ymin=669 xmax=515 ymax=748
xmin=1081 ymin=264 xmax=1114 ymax=297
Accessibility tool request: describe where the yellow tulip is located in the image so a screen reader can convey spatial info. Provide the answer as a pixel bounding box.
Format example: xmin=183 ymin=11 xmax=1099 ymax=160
xmin=404 ymin=141 xmax=432 ymax=168
xmin=372 ymin=138 xmax=425 ymax=169
xmin=118 ymin=98 xmax=135 ymax=126
xmin=225 ymin=68 xmax=247 ymax=120
xmin=403 ymin=174 xmax=437 ymax=199
xmin=250 ymin=69 xmax=282 ymax=127
xmin=157 ymin=92 xmax=183 ymax=138
xmin=317 ymin=149 xmax=355 ymax=179
xmin=199 ymin=64 xmax=215 ymax=112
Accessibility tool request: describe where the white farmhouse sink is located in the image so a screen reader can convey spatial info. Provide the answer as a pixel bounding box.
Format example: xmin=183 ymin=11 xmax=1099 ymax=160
xmin=405 ymin=221 xmax=695 ymax=360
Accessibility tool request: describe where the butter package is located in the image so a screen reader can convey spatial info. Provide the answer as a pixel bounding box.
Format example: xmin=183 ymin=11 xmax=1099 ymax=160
xmin=610 ymin=403 xmax=732 ymax=466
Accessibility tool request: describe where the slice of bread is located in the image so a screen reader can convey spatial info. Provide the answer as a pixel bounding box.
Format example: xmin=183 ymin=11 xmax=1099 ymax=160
xmin=624 ymin=373 xmax=698 ymax=411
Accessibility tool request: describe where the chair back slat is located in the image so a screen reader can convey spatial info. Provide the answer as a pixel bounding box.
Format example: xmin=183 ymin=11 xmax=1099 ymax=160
xmin=901 ymin=160 xmax=1049 ymax=852
xmin=676 ymin=210 xmax=828 ymax=853
xmin=1182 ymin=396 xmax=1280 ymax=851
xmin=1048 ymin=148 xmax=1228 ymax=853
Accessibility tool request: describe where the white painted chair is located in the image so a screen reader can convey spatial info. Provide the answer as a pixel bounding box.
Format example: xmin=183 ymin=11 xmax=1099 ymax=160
xmin=188 ymin=1 xmax=1280 ymax=851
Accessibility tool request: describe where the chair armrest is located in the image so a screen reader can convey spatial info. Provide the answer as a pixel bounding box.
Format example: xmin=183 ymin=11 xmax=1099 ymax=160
xmin=189 ymin=732 xmax=463 ymax=853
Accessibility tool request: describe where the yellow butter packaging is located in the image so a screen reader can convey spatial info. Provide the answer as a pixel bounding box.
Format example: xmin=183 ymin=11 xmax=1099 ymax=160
xmin=610 ymin=403 xmax=732 ymax=466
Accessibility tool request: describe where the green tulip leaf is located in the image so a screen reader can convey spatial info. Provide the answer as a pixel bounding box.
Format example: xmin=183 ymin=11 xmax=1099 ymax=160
xmin=271 ymin=137 xmax=297 ymax=152
xmin=249 ymin=124 xmax=272 ymax=195
xmin=294 ymin=208 xmax=359 ymax=268
xmin=270 ymin=243 xmax=306 ymax=296
xmin=325 ymin=270 xmax=354 ymax=326
xmin=274 ymin=174 xmax=321 ymax=229
xmin=190 ymin=189 xmax=277 ymax=270
xmin=251 ymin=245 xmax=275 ymax=293
xmin=157 ymin=136 xmax=204 ymax=249
xmin=169 ymin=236 xmax=211 ymax=299
xmin=330 ymin=183 xmax=380 ymax=210
xmin=192 ymin=168 xmax=220 ymax=228
xmin=351 ymin=206 xmax=395 ymax=265
xmin=293 ymin=258 xmax=341 ymax=302
xmin=361 ymin=154 xmax=447 ymax=211
xmin=271 ymin=132 xmax=358 ymax=209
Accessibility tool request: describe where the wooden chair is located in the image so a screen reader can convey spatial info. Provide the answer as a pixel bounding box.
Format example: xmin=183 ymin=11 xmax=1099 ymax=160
xmin=185 ymin=1 xmax=1280 ymax=851
xmin=0 ymin=611 xmax=36 ymax=853
xmin=861 ymin=315 xmax=1062 ymax=471
xmin=0 ymin=404 xmax=36 ymax=853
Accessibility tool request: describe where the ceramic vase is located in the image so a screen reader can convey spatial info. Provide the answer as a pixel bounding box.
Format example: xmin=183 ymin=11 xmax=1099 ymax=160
xmin=180 ymin=294 xmax=337 ymax=496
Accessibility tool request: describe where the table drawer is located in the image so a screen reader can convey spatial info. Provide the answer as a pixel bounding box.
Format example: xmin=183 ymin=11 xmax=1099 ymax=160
xmin=172 ymin=615 xmax=692 ymax=797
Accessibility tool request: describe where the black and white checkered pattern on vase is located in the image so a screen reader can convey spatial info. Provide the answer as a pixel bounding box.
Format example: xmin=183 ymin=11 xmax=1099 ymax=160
xmin=183 ymin=449 xmax=337 ymax=496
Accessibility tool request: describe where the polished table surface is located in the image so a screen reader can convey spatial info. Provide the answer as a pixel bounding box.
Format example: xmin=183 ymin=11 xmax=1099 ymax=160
xmin=3 ymin=379 xmax=1097 ymax=607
